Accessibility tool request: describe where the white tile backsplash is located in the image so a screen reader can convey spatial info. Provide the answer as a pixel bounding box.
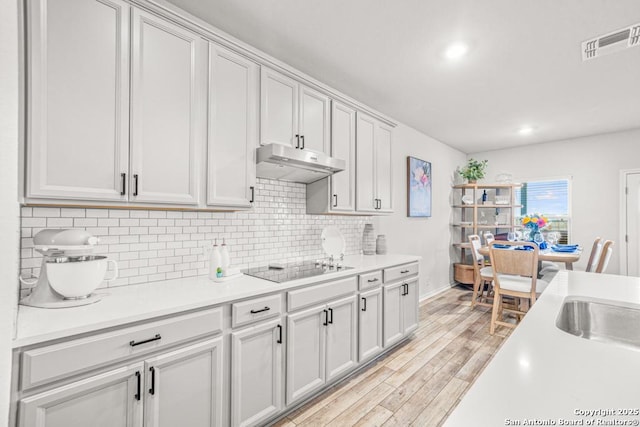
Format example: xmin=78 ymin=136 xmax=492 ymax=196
xmin=20 ymin=178 xmax=374 ymax=289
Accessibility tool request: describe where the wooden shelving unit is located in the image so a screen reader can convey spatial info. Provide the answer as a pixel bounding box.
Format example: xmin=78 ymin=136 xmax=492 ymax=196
xmin=452 ymin=183 xmax=522 ymax=285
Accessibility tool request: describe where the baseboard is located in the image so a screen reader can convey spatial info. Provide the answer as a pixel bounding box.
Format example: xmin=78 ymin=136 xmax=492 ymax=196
xmin=419 ymin=283 xmax=457 ymax=303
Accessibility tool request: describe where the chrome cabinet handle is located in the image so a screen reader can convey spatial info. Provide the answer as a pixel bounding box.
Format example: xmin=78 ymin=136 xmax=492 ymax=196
xmin=276 ymin=324 xmax=282 ymax=344
xmin=328 ymin=308 xmax=334 ymax=324
xmin=333 ymin=194 xmax=338 ymax=207
xmin=133 ymin=174 xmax=139 ymax=196
xmin=120 ymin=173 xmax=126 ymax=196
xmin=250 ymin=186 xmax=255 ymax=203
xmin=367 ymin=278 xmax=379 ymax=283
xmin=149 ymin=367 xmax=156 ymax=395
xmin=400 ymin=270 xmax=410 ymax=274
xmin=129 ymin=334 xmax=161 ymax=347
xmin=135 ymin=371 xmax=141 ymax=401
xmin=323 ymin=309 xmax=328 ymax=326
xmin=361 ymin=297 xmax=367 ymax=312
xmin=295 ymin=134 xmax=300 ymax=149
xmin=250 ymin=306 xmax=270 ymax=314
xmin=300 ymin=135 xmax=305 ymax=150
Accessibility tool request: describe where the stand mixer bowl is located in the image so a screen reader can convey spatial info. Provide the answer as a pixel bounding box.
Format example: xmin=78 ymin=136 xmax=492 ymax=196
xmin=46 ymin=255 xmax=117 ymax=298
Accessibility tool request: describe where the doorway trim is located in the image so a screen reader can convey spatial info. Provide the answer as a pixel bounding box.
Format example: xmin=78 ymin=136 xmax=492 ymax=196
xmin=619 ymin=169 xmax=640 ymax=275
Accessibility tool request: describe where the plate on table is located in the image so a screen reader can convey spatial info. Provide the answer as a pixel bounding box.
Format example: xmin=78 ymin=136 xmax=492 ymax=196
xmin=492 ymin=243 xmax=511 ymax=249
xmin=552 ymin=245 xmax=578 ymax=253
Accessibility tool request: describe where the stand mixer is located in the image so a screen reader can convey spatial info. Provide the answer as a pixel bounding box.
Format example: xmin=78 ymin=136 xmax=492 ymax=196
xmin=20 ymin=229 xmax=118 ymax=308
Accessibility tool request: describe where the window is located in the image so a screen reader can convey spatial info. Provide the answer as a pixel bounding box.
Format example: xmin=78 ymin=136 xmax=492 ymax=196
xmin=515 ymin=178 xmax=571 ymax=243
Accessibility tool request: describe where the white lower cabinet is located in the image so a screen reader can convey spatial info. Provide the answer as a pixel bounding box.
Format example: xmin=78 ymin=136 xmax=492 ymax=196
xmin=286 ymin=295 xmax=357 ymax=405
xmin=19 ymin=363 xmax=143 ymax=427
xmin=383 ymin=278 xmax=419 ymax=347
xmin=143 ymin=338 xmax=224 ymax=427
xmin=359 ymin=287 xmax=383 ymax=362
xmin=18 ymin=337 xmax=224 ymax=427
xmin=231 ymin=319 xmax=284 ymax=427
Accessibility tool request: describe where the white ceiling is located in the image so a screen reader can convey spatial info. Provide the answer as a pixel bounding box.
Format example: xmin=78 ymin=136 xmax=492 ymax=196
xmin=166 ymin=0 xmax=640 ymax=153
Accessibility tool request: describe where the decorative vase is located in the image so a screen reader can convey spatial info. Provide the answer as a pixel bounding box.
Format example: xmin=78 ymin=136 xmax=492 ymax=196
xmin=362 ymin=224 xmax=376 ymax=255
xmin=468 ymin=179 xmax=477 ymax=184
xmin=376 ymin=235 xmax=387 ymax=255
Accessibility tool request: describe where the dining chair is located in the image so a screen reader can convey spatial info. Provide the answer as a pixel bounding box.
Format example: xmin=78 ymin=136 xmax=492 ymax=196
xmin=488 ymin=241 xmax=549 ymax=335
xmin=468 ymin=235 xmax=493 ymax=308
xmin=595 ymin=240 xmax=614 ymax=273
xmin=585 ymin=237 xmax=603 ymax=273
xmin=483 ymin=232 xmax=495 ymax=246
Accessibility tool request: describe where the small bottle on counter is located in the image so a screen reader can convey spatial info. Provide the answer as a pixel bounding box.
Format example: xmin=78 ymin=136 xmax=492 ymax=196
xmin=209 ymin=240 xmax=222 ymax=279
xmin=482 ymin=190 xmax=488 ymax=204
xmin=220 ymin=238 xmax=230 ymax=276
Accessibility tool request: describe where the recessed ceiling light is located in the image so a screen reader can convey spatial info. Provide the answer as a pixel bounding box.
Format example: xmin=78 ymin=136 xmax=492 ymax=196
xmin=445 ymin=43 xmax=468 ymax=60
xmin=518 ymin=126 xmax=534 ymax=135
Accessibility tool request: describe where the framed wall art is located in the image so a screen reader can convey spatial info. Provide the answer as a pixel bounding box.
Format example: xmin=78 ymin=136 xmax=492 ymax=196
xmin=407 ymin=156 xmax=432 ymax=217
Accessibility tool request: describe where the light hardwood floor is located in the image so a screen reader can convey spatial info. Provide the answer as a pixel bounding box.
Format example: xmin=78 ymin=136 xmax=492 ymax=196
xmin=271 ymin=285 xmax=512 ymax=427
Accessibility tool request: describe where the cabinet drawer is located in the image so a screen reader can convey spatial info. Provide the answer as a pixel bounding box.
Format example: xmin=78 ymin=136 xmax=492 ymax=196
xmin=359 ymin=270 xmax=383 ymax=290
xmin=288 ymin=276 xmax=357 ymax=312
xmin=232 ymin=294 xmax=282 ymax=328
xmin=21 ymin=307 xmax=223 ymax=390
xmin=384 ymin=263 xmax=419 ymax=283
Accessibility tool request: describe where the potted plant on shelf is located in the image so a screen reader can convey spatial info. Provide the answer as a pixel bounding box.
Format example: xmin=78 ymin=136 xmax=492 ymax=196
xmin=457 ymin=158 xmax=488 ymax=184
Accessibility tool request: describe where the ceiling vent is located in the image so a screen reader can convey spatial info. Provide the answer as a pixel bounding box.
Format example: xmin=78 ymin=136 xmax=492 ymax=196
xmin=582 ymin=23 xmax=640 ymax=61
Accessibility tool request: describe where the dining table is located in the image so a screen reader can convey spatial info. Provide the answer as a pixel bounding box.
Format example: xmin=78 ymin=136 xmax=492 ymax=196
xmin=478 ymin=243 xmax=582 ymax=270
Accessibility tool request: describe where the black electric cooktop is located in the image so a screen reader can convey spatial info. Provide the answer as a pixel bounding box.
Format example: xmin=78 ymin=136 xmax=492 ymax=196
xmin=243 ymin=261 xmax=352 ymax=283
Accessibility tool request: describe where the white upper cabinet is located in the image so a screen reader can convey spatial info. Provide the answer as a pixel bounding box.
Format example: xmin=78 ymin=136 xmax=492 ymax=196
xmin=260 ymin=68 xmax=299 ymax=148
xmin=356 ymin=112 xmax=394 ymax=213
xmin=260 ymin=68 xmax=330 ymax=155
xmin=299 ymin=86 xmax=331 ymax=155
xmin=26 ymin=0 xmax=130 ymax=202
xmin=130 ymin=9 xmax=205 ymax=205
xmin=207 ymin=43 xmax=258 ymax=208
xmin=376 ymin=122 xmax=394 ymax=213
xmin=330 ymin=102 xmax=356 ymax=212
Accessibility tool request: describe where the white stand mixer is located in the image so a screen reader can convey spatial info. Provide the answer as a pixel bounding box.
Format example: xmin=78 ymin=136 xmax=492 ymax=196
xmin=20 ymin=229 xmax=118 ymax=308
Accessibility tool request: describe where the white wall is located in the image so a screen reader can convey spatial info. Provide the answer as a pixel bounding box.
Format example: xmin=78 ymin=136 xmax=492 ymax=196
xmin=469 ymin=128 xmax=640 ymax=273
xmin=378 ymin=123 xmax=467 ymax=298
xmin=0 ymin=0 xmax=21 ymax=423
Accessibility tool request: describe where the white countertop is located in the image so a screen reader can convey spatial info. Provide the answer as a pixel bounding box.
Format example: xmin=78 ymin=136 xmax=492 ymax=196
xmin=13 ymin=254 xmax=420 ymax=348
xmin=444 ymin=270 xmax=640 ymax=427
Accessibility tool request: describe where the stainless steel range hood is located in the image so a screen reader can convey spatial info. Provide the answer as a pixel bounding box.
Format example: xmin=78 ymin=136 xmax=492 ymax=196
xmin=256 ymin=144 xmax=346 ymax=184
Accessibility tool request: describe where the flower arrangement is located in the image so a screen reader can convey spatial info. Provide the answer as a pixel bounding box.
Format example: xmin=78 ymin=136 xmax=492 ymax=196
xmin=457 ymin=158 xmax=488 ymax=183
xmin=521 ymin=213 xmax=548 ymax=234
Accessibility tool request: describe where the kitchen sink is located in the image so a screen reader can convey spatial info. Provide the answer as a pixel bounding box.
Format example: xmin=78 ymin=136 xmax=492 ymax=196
xmin=556 ymin=297 xmax=640 ymax=351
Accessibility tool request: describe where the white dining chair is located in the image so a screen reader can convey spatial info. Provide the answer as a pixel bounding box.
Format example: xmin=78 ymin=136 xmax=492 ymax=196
xmin=585 ymin=237 xmax=603 ymax=273
xmin=488 ymin=241 xmax=549 ymax=335
xmin=468 ymin=235 xmax=493 ymax=308
xmin=483 ymin=231 xmax=495 ymax=246
xmin=595 ymin=240 xmax=614 ymax=273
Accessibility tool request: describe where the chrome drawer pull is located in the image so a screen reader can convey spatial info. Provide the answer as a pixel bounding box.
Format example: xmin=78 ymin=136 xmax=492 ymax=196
xmin=400 ymin=270 xmax=410 ymax=274
xmin=250 ymin=306 xmax=271 ymax=314
xmin=129 ymin=334 xmax=161 ymax=347
xmin=367 ymin=278 xmax=379 ymax=283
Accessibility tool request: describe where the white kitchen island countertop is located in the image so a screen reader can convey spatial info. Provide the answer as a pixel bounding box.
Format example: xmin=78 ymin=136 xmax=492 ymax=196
xmin=444 ymin=270 xmax=640 ymax=427
xmin=13 ymin=253 xmax=420 ymax=348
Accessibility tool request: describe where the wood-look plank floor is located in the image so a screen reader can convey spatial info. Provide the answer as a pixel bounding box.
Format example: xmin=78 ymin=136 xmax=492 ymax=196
xmin=271 ymin=285 xmax=512 ymax=427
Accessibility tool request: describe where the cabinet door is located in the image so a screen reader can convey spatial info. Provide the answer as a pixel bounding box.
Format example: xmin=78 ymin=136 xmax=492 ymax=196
xmin=19 ymin=363 xmax=143 ymax=427
xmin=130 ymin=9 xmax=205 ymax=205
xmin=144 ymin=338 xmax=224 ymax=427
xmin=383 ymin=282 xmax=404 ymax=347
xmin=207 ymin=43 xmax=258 ymax=208
xmin=26 ymin=0 xmax=130 ymax=201
xmin=286 ymin=304 xmax=326 ymax=405
xmin=299 ymin=86 xmax=330 ymax=155
xmin=231 ymin=319 xmax=283 ymax=427
xmin=375 ymin=122 xmax=394 ymax=212
xmin=355 ymin=112 xmax=377 ymax=212
xmin=260 ymin=68 xmax=298 ymax=148
xmin=330 ymin=102 xmax=356 ymax=212
xmin=402 ymin=279 xmax=419 ymax=335
xmin=359 ymin=288 xmax=383 ymax=362
xmin=325 ymin=296 xmax=358 ymax=382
